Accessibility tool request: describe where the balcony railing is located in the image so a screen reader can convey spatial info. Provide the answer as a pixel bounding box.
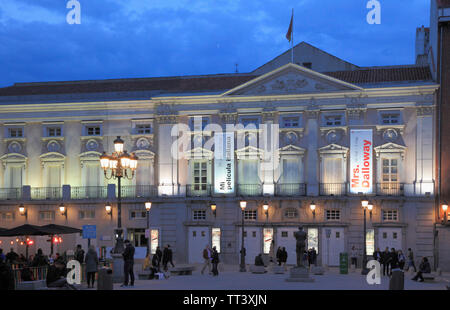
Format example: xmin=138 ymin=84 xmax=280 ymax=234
xmin=186 ymin=184 xmax=211 ymax=197
xmin=120 ymin=185 xmax=158 ymax=198
xmin=376 ymin=182 xmax=404 ymax=196
xmin=275 ymin=183 xmax=306 ymax=196
xmin=319 ymin=183 xmax=347 ymax=196
xmin=237 ymin=184 xmax=263 ymax=196
xmin=0 ymin=188 xmax=21 ymax=200
xmin=30 ymin=187 xmax=62 ymax=200
xmin=71 ymin=186 xmax=108 ymax=199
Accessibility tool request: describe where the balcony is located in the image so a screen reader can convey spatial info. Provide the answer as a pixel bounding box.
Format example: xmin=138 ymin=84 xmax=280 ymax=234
xmin=376 ymin=182 xmax=404 ymax=196
xmin=0 ymin=188 xmax=21 ymax=200
xmin=120 ymin=185 xmax=158 ymax=198
xmin=71 ymin=186 xmax=108 ymax=199
xmin=30 ymin=187 xmax=62 ymax=200
xmin=319 ymin=183 xmax=347 ymax=196
xmin=237 ymin=184 xmax=263 ymax=196
xmin=275 ymin=183 xmax=306 ymax=196
xmin=186 ymin=184 xmax=211 ymax=197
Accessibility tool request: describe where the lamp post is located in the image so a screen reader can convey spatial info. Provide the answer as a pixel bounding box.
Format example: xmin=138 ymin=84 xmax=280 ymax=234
xmin=19 ymin=204 xmax=27 ymax=221
xmin=263 ymin=202 xmax=269 ymax=221
xmin=240 ymin=200 xmax=247 ymax=272
xmin=211 ymin=204 xmax=217 ymax=218
xmin=361 ymin=197 xmax=370 ymax=275
xmin=100 ymin=136 xmax=138 ymax=254
xmin=442 ymin=203 xmax=448 ymax=224
xmin=310 ymin=201 xmax=316 ymax=219
xmin=145 ymin=201 xmax=152 ymax=256
xmin=59 ymin=203 xmax=67 ymax=220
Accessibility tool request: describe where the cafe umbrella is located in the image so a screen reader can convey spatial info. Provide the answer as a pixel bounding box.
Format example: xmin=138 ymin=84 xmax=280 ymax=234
xmin=0 ymin=224 xmax=52 ymax=259
xmin=40 ymin=224 xmax=82 ymax=256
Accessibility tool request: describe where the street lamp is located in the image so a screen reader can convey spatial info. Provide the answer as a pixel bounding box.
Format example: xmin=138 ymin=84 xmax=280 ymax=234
xmin=442 ymin=203 xmax=448 ymax=224
xmin=361 ymin=197 xmax=370 ymax=275
xmin=59 ymin=204 xmax=67 ymax=220
xmin=367 ymin=203 xmax=373 ymax=220
xmin=145 ymin=201 xmax=152 ymax=256
xmin=105 ymin=203 xmax=112 ymax=219
xmin=19 ymin=204 xmax=27 ymax=220
xmin=263 ymin=202 xmax=269 ymax=220
xmin=310 ymin=201 xmax=316 ymax=218
xmin=210 ymin=204 xmax=217 ymax=218
xmin=240 ymin=200 xmax=247 ymax=272
xmin=100 ymin=136 xmax=138 ymax=254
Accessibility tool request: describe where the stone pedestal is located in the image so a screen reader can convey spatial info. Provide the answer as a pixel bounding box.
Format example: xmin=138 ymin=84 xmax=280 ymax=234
xmin=111 ymin=254 xmax=124 ymax=284
xmin=286 ymin=266 xmax=315 ymax=282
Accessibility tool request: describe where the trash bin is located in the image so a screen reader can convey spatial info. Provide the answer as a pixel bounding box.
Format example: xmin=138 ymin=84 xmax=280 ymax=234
xmin=97 ymin=267 xmax=113 ymax=290
xmin=389 ymin=270 xmax=404 ymax=290
xmin=339 ymin=253 xmax=348 ymax=274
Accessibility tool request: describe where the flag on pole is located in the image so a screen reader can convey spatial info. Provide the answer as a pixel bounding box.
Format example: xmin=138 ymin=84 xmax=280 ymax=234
xmin=286 ymin=11 xmax=293 ymax=42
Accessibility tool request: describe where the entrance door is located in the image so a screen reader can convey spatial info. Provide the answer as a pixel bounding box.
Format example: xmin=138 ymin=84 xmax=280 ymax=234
xmin=239 ymin=227 xmax=261 ymax=264
xmin=321 ymin=227 xmax=345 ymax=266
xmin=276 ymin=228 xmax=297 ymax=265
xmin=378 ymin=228 xmax=402 ymax=251
xmin=188 ymin=227 xmax=210 ymax=264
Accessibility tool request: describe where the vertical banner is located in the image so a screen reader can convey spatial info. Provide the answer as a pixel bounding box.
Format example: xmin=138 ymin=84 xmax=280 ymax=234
xmin=214 ymin=132 xmax=234 ymax=194
xmin=263 ymin=228 xmax=273 ymax=254
xmin=350 ymin=129 xmax=373 ymax=194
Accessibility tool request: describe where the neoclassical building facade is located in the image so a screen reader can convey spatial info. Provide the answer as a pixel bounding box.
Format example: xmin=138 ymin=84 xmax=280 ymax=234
xmin=0 ymin=57 xmax=445 ymax=269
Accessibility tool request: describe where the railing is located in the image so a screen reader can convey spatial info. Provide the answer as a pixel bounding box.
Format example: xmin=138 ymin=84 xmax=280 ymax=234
xmin=319 ymin=183 xmax=347 ymax=196
xmin=275 ymin=183 xmax=306 ymax=196
xmin=376 ymin=182 xmax=404 ymax=196
xmin=237 ymin=184 xmax=263 ymax=196
xmin=0 ymin=188 xmax=21 ymax=200
xmin=120 ymin=185 xmax=158 ymax=198
xmin=30 ymin=187 xmax=62 ymax=200
xmin=71 ymin=186 xmax=108 ymax=199
xmin=12 ymin=266 xmax=48 ymax=289
xmin=186 ymin=184 xmax=211 ymax=197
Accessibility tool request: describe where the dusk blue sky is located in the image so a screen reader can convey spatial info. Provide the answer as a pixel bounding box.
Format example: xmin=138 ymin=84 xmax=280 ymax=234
xmin=0 ymin=0 xmax=431 ymax=87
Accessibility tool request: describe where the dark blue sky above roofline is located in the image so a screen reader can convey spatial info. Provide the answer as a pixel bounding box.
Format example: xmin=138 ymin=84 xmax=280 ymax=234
xmin=0 ymin=0 xmax=431 ymax=87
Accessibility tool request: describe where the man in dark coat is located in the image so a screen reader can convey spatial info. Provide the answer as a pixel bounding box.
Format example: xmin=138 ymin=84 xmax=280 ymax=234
xmin=31 ymin=249 xmax=49 ymax=267
xmin=412 ymin=257 xmax=431 ymax=282
xmin=381 ymin=247 xmax=390 ymax=276
xmin=155 ymin=246 xmax=162 ymax=268
xmin=121 ymin=240 xmax=135 ymax=287
xmin=276 ymin=247 xmax=282 ymax=266
xmin=388 ymin=248 xmax=398 ymax=276
xmin=254 ymin=254 xmax=264 ymax=266
xmin=162 ymin=244 xmax=175 ymax=271
xmin=5 ymin=248 xmax=19 ymax=265
xmin=211 ymin=247 xmax=219 ymax=276
xmin=74 ymin=245 xmax=85 ymax=264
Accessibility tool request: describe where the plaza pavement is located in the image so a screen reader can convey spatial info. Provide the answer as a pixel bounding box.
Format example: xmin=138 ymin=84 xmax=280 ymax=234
xmin=83 ymin=264 xmax=450 ymax=290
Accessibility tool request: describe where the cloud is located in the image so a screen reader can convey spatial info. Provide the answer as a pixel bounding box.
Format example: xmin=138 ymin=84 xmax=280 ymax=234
xmin=0 ymin=0 xmax=432 ymax=87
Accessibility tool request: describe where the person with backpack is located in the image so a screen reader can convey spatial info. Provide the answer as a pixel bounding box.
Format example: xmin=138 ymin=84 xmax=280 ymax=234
xmin=201 ymin=245 xmax=211 ymax=275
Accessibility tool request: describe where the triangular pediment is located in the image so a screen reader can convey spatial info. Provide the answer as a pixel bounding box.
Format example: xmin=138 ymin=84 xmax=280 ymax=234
xmin=319 ymin=143 xmax=349 ymax=153
xmin=278 ymin=144 xmax=306 ymax=154
xmin=223 ymin=63 xmax=362 ymax=96
xmin=185 ymin=147 xmax=213 ymax=160
xmin=374 ymin=142 xmax=407 ymax=152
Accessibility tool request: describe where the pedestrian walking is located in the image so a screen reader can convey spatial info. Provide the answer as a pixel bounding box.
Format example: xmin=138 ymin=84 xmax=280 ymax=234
xmin=269 ymin=240 xmax=275 ymax=264
xmin=412 ymin=257 xmax=431 ymax=282
xmin=350 ymin=246 xmax=358 ymax=268
xmin=121 ymin=240 xmax=135 ymax=287
xmin=381 ymin=247 xmax=390 ymax=276
xmin=276 ymin=247 xmax=282 ymax=266
xmin=309 ymin=248 xmax=317 ymax=266
xmin=75 ymin=244 xmax=85 ymax=264
xmin=397 ymin=250 xmax=406 ymax=270
xmin=388 ymin=248 xmax=398 ymax=276
xmin=85 ymin=245 xmax=99 ymax=289
xmin=162 ymin=244 xmax=175 ymax=271
xmin=373 ymin=248 xmax=382 ymax=262
xmin=281 ymin=247 xmax=288 ymax=268
xmin=406 ymin=248 xmax=417 ymax=272
xmin=155 ymin=246 xmax=162 ymax=270
xmin=211 ymin=246 xmax=219 ymax=276
xmin=201 ymin=245 xmax=212 ymax=275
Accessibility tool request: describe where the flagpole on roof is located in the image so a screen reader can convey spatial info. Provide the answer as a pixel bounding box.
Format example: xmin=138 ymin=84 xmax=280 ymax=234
xmin=291 ymin=8 xmax=294 ymax=64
